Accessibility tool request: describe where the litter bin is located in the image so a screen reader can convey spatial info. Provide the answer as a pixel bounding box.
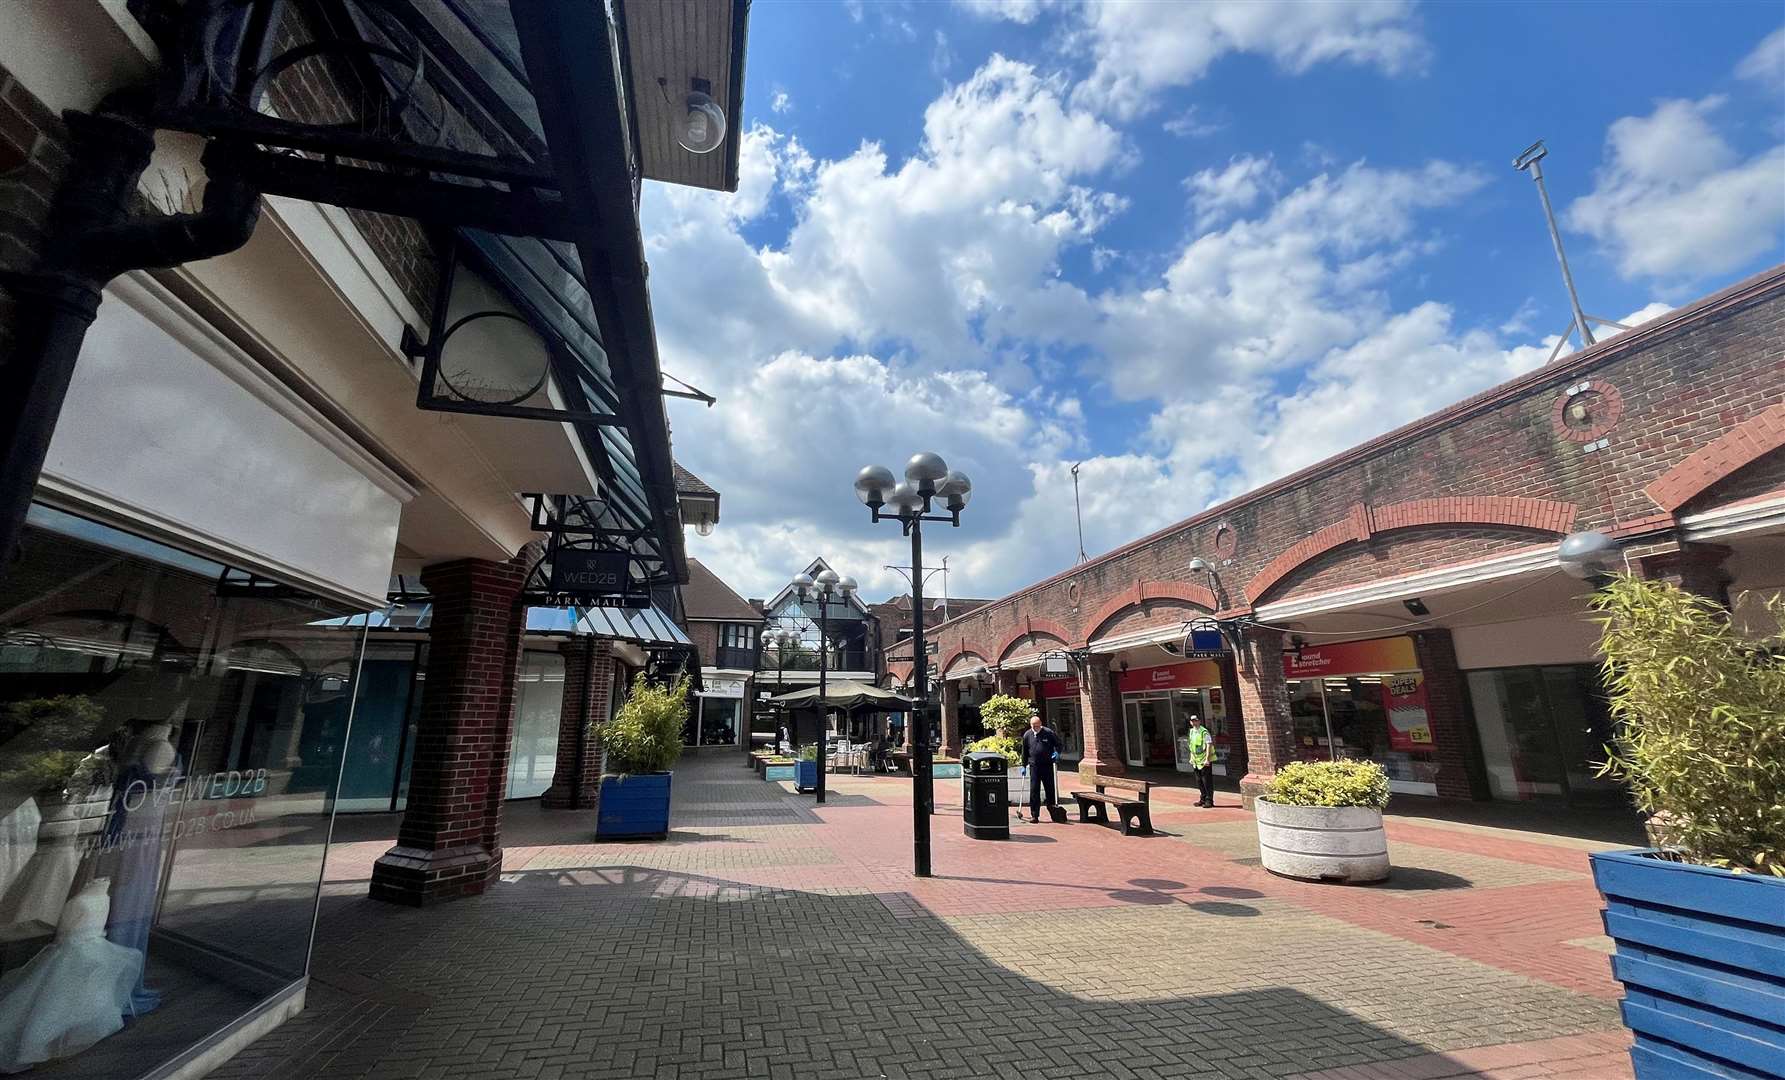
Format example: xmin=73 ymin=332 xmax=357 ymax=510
xmin=963 ymin=751 xmax=1010 ymax=840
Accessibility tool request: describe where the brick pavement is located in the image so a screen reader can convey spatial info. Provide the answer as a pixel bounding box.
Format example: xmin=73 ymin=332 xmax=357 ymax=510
xmin=211 ymin=751 xmax=1637 ymax=1079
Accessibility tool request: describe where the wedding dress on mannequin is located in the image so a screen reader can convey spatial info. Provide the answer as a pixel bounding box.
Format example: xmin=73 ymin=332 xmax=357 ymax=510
xmin=0 ymin=878 xmax=142 ymax=1073
xmin=0 ymin=746 xmax=115 ymax=936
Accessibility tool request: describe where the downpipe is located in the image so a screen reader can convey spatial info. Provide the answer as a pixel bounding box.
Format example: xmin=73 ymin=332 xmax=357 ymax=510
xmin=0 ymin=89 xmax=261 ymax=574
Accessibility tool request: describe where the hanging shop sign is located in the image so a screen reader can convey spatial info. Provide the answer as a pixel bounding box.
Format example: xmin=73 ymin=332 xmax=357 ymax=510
xmin=1283 ymin=635 xmax=1417 ymax=680
xmin=1040 ymin=652 xmax=1072 ymax=676
xmin=699 ymin=676 xmax=746 ymax=699
xmin=547 ymin=548 xmax=648 ymax=608
xmin=1383 ymin=672 xmax=1434 ymax=750
xmin=1041 ymin=677 xmax=1081 ymax=697
xmin=1117 ymin=660 xmax=1222 ymax=694
xmin=1184 ymin=625 xmax=1226 ymax=658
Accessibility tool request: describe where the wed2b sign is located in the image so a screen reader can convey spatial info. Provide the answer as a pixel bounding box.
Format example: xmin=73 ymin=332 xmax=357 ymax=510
xmin=549 ymin=549 xmax=647 ymax=608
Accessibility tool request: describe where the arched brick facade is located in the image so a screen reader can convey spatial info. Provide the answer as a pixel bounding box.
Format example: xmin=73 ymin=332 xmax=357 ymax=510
xmin=1080 ymin=580 xmax=1219 ymax=642
xmin=1245 ymin=498 xmax=1579 ymax=606
xmin=939 ymin=648 xmax=990 ymax=678
xmin=993 ymin=616 xmax=1078 ymax=662
xmin=1644 ymin=403 xmax=1785 ymax=513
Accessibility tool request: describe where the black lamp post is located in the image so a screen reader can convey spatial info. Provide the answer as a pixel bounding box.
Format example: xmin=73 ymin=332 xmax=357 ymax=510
xmin=855 ymin=453 xmax=972 ymax=878
xmin=790 ymin=569 xmax=857 ymax=805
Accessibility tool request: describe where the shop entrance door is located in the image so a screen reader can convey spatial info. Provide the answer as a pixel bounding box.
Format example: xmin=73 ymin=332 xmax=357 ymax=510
xmin=1123 ymin=700 xmax=1144 ymax=768
xmin=1468 ymin=665 xmax=1620 ymax=803
xmin=1124 ymin=695 xmax=1176 ymax=767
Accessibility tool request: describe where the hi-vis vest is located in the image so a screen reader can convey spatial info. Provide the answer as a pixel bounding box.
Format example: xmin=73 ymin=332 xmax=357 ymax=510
xmin=1185 ymin=726 xmax=1214 ymax=767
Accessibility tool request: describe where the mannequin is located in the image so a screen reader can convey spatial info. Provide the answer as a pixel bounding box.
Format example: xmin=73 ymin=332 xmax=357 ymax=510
xmin=103 ymin=722 xmax=179 ymax=1016
xmin=0 ymin=798 xmax=40 ymax=901
xmin=0 ymin=877 xmax=142 ymax=1072
xmin=0 ymin=744 xmax=115 ymax=936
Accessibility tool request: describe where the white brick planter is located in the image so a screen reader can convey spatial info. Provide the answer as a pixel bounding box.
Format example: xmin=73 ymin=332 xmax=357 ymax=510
xmin=1255 ymin=799 xmax=1389 ymax=883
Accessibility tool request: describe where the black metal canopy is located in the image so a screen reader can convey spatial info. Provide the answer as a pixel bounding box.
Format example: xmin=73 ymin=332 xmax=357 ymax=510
xmin=140 ymin=0 xmax=701 ymax=585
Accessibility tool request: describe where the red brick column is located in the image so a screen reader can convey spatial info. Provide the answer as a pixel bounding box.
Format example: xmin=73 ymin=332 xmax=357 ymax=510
xmin=1077 ymin=655 xmax=1122 ymax=780
xmin=1411 ymin=629 xmax=1484 ymax=800
xmin=939 ymin=680 xmax=962 ymax=758
xmin=1235 ymin=626 xmax=1294 ymax=808
xmin=1638 ymin=543 xmax=1732 ymax=607
xmin=1218 ymin=655 xmax=1249 ymax=782
xmin=994 ymin=669 xmax=1018 ymax=695
xmin=371 ymin=556 xmax=527 ymax=906
xmin=541 ymin=638 xmax=614 ymax=810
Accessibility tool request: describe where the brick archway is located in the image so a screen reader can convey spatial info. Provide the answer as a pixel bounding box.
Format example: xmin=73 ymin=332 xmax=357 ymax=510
xmin=994 ymin=616 xmax=1078 ymax=663
xmin=1645 ymin=404 xmax=1785 ymax=513
xmin=1245 ymin=497 xmax=1579 ymax=606
xmin=1080 ymin=579 xmax=1219 ymax=643
xmin=938 ymin=647 xmax=991 ymax=679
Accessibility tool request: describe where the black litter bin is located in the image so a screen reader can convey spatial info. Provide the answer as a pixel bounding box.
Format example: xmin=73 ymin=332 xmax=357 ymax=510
xmin=962 ymin=751 xmax=1010 ymax=840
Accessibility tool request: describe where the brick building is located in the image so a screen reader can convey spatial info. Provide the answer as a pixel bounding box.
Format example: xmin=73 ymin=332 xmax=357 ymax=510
xmin=0 ymin=2 xmax=749 ymax=1077
xmin=680 ymin=557 xmax=765 ymax=748
xmin=889 ymin=267 xmax=1785 ymax=804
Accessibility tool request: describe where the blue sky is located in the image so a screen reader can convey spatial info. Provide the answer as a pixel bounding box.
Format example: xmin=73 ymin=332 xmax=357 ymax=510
xmin=649 ymin=0 xmax=1785 ymax=604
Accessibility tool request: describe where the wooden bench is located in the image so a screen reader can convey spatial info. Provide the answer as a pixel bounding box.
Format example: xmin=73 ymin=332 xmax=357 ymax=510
xmin=1071 ymin=774 xmax=1153 ymax=835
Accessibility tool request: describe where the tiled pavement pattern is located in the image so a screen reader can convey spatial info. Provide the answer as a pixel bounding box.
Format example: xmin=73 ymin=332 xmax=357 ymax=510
xmin=212 ymin=752 xmax=1638 ymax=1080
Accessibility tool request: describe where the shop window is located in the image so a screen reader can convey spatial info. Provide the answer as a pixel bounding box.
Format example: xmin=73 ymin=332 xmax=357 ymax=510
xmin=1045 ymin=699 xmax=1082 ymax=758
xmin=337 ymin=642 xmax=422 ymax=813
xmin=507 ymin=652 xmax=563 ymax=799
xmin=1286 ymin=675 xmax=1438 ymax=790
xmin=698 ymin=697 xmax=739 ymax=746
xmin=0 ymin=504 xmax=367 ymax=1076
xmin=1468 ymin=665 xmax=1619 ymax=803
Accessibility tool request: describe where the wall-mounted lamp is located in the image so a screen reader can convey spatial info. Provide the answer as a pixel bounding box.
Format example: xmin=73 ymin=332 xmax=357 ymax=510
xmin=1558 ymin=530 xmax=1620 ymax=582
xmin=677 ymin=77 xmax=726 ymax=155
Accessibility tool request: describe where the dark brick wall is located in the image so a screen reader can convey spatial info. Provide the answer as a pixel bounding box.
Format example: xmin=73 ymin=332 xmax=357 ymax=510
xmin=1412 ymin=628 xmax=1481 ymax=800
xmin=0 ymin=72 xmax=70 ymax=357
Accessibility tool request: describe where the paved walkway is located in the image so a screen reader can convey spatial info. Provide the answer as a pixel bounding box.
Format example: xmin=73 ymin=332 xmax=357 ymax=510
xmin=213 ymin=752 xmax=1637 ymax=1080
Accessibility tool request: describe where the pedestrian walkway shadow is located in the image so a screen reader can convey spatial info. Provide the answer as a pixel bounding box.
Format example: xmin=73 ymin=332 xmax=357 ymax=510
xmin=213 ymin=863 xmax=1615 ymax=1080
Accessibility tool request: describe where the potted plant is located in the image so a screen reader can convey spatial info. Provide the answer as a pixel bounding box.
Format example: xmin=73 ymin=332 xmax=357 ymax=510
xmin=793 ymin=744 xmax=818 ymax=793
xmin=1254 ymin=760 xmax=1391 ymax=883
xmin=1586 ymin=578 xmax=1783 ymax=1079
xmin=594 ymin=678 xmax=687 ymax=840
xmin=971 ymin=694 xmax=1034 ymax=806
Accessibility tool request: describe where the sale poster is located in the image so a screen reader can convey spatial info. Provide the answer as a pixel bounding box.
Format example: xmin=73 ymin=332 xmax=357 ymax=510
xmin=1383 ymin=672 xmax=1433 ymax=750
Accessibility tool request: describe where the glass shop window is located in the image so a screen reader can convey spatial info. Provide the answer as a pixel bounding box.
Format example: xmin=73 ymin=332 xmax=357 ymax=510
xmin=0 ymin=505 xmax=367 ymax=1077
xmin=1044 ymin=698 xmax=1081 ymax=758
xmin=507 ymin=651 xmax=563 ymax=800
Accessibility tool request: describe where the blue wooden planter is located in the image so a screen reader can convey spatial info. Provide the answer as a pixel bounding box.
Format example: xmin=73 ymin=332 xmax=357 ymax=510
xmin=794 ymin=759 xmax=817 ymax=793
xmin=596 ymin=772 xmax=672 ymax=840
xmin=763 ymin=763 xmax=795 ymax=782
xmin=932 ymin=762 xmax=962 ymax=779
xmin=1589 ymin=849 xmax=1784 ymax=1079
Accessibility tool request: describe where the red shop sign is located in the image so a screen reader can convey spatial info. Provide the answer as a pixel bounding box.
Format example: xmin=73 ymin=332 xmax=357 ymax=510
xmin=1040 ymin=677 xmax=1079 ymax=697
xmin=1282 ymin=636 xmax=1417 ymax=679
xmin=1117 ymin=660 xmax=1222 ymax=694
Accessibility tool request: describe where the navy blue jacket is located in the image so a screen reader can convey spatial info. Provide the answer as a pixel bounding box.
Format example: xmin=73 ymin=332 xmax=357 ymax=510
xmin=1021 ymin=726 xmax=1062 ymax=768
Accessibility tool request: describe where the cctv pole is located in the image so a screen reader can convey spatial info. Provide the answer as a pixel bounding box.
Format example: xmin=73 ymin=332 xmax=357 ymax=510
xmin=1514 ymin=141 xmax=1594 ymax=348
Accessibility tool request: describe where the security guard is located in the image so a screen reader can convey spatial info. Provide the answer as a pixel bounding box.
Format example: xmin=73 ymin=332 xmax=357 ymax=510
xmin=1186 ymin=716 xmax=1215 ymax=807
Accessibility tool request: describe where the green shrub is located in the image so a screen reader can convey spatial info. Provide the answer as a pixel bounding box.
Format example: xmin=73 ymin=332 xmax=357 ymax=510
xmin=966 ymin=733 xmax=1021 ymax=766
xmin=0 ymin=696 xmax=108 ymax=794
xmin=1593 ymin=577 xmax=1785 ymax=876
xmin=795 ymin=743 xmax=818 ymax=762
xmin=1265 ymin=760 xmax=1390 ymax=810
xmin=597 ymin=678 xmax=688 ymax=775
xmin=979 ymin=694 xmax=1035 ymax=739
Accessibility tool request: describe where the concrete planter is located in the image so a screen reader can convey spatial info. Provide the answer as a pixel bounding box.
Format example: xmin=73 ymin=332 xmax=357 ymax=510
xmin=1255 ymin=799 xmax=1389 ymax=883
xmin=1591 ymin=849 xmax=1785 ymax=1078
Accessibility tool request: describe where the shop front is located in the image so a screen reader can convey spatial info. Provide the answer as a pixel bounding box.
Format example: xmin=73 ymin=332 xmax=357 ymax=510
xmin=1031 ymin=677 xmax=1084 ymax=762
xmin=1283 ymin=636 xmax=1438 ymax=796
xmin=1116 ymin=661 xmax=1232 ymax=774
xmin=1466 ymin=664 xmax=1620 ymax=803
xmin=0 ymin=504 xmax=372 ymax=1078
xmin=689 ymin=675 xmax=747 ymax=747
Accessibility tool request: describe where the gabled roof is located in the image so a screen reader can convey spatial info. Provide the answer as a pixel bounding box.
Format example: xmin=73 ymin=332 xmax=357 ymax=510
xmin=762 ymin=556 xmax=871 ymax=616
xmin=681 ymin=558 xmax=762 ymax=622
xmin=674 ymin=462 xmax=718 ymax=497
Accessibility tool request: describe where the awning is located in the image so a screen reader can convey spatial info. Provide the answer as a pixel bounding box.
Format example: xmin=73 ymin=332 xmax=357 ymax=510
xmin=316 ymin=601 xmax=691 ymax=648
xmin=769 ymin=681 xmax=913 ymax=712
xmin=525 ymin=605 xmax=691 ymax=647
xmin=1088 ymin=622 xmax=1195 ymax=655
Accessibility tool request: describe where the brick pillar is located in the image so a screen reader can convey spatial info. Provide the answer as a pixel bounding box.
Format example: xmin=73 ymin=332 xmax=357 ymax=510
xmin=1218 ymin=656 xmax=1249 ymax=782
xmin=1639 ymin=543 xmax=1732 ymax=607
xmin=940 ymin=680 xmax=962 ymax=758
xmin=541 ymin=638 xmax=614 ymax=810
xmin=1077 ymin=655 xmax=1122 ymax=780
xmin=1234 ymin=626 xmax=1294 ymax=808
xmin=994 ymin=669 xmax=1018 ymax=696
xmin=370 ymin=556 xmax=526 ymax=906
xmin=1411 ymin=629 xmax=1484 ymax=800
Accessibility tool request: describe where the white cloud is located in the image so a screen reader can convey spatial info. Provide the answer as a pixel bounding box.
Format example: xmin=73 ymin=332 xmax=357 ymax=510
xmin=1163 ymin=105 xmax=1225 ymax=139
xmin=1067 ymin=0 xmax=1427 ymax=119
xmin=955 ymin=0 xmax=1054 ymax=24
xmin=1566 ymin=96 xmax=1785 ymax=282
xmin=1185 ymin=154 xmax=1280 ymax=228
xmin=1737 ymin=26 xmax=1785 ymax=91
xmin=770 ymin=90 xmax=791 ymax=113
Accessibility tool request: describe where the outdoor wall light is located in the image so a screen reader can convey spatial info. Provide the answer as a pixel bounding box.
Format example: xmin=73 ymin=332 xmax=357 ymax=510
xmin=1187 ymin=557 xmax=1211 ymax=574
xmin=1403 ymin=597 xmax=1430 ymax=617
xmin=1557 ymin=529 xmax=1620 ymax=581
xmin=678 ymin=78 xmax=727 ymax=155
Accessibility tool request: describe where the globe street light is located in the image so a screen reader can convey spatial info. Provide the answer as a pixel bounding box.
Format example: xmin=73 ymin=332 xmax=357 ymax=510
xmin=855 ymin=453 xmax=972 ymax=878
xmin=791 ymin=568 xmax=856 ymax=805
